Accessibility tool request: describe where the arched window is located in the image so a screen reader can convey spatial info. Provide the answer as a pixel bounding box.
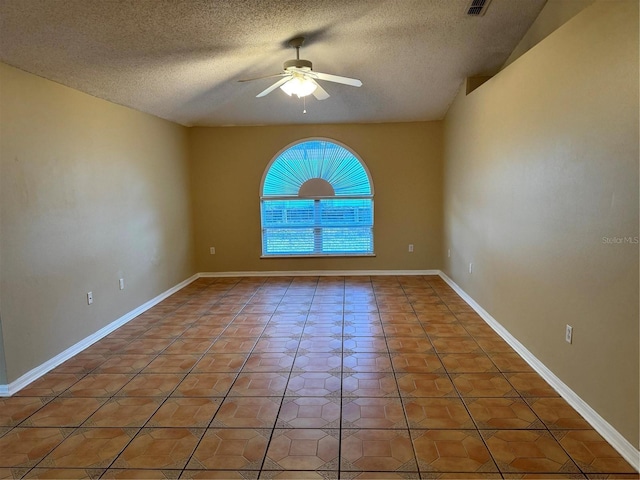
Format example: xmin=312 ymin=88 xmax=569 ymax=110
xmin=260 ymin=139 xmax=374 ymax=257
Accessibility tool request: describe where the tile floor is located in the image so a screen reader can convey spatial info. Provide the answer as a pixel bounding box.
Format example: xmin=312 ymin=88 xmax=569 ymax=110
xmin=0 ymin=275 xmax=637 ymax=479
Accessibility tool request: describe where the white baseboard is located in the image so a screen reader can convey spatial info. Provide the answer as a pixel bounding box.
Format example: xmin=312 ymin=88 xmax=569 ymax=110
xmin=199 ymin=270 xmax=440 ymax=277
xmin=438 ymin=271 xmax=640 ymax=472
xmin=0 ymin=273 xmax=199 ymax=397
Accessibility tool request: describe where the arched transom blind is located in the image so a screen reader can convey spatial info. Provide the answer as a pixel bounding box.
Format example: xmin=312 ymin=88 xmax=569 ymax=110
xmin=261 ymin=140 xmax=374 ymax=257
xmin=263 ymin=140 xmax=372 ymax=197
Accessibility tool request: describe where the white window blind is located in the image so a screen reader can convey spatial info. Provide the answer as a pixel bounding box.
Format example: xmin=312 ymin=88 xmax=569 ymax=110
xmin=261 ymin=140 xmax=374 ymax=257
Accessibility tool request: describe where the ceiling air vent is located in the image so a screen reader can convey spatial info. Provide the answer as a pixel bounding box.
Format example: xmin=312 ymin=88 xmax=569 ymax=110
xmin=466 ymin=0 xmax=492 ymax=16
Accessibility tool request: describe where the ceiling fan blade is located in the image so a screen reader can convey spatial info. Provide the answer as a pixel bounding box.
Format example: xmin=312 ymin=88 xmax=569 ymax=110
xmin=313 ymin=71 xmax=362 ymax=87
xmin=256 ymin=76 xmax=292 ymax=97
xmin=237 ymin=73 xmax=287 ymax=83
xmin=311 ymin=80 xmax=330 ymax=100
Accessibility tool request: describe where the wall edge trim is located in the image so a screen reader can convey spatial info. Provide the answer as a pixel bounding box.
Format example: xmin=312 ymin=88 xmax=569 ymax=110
xmin=438 ymin=271 xmax=640 ymax=471
xmin=0 ymin=273 xmax=199 ymax=397
xmin=198 ymin=270 xmax=440 ymax=277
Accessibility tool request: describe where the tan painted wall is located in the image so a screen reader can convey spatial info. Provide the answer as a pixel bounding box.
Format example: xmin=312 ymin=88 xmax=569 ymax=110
xmin=190 ymin=123 xmax=443 ymax=273
xmin=443 ymin=0 xmax=639 ymax=447
xmin=502 ymin=0 xmax=595 ymax=68
xmin=0 ymin=315 xmax=6 ymax=384
xmin=0 ymin=63 xmax=195 ymax=383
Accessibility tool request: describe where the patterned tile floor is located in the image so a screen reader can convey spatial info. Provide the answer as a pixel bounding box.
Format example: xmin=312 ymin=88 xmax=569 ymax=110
xmin=0 ymin=275 xmax=636 ymax=479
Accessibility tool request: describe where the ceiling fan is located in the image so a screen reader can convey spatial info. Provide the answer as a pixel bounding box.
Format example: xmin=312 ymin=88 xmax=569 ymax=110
xmin=238 ymin=37 xmax=362 ymax=100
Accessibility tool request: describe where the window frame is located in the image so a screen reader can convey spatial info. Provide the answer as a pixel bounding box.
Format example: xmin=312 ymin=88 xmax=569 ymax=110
xmin=259 ymin=138 xmax=375 ymax=259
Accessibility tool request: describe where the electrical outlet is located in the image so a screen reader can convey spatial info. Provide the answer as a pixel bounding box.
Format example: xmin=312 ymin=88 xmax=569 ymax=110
xmin=408 ymin=244 xmax=414 ymax=252
xmin=469 ymin=263 xmax=473 ymax=274
xmin=448 ymin=249 xmax=451 ymax=258
xmin=565 ymin=324 xmax=573 ymax=344
xmin=87 ymin=292 xmax=93 ymax=305
xmin=210 ymin=247 xmax=216 ymax=255
xmin=119 ymin=278 xmax=125 ymax=290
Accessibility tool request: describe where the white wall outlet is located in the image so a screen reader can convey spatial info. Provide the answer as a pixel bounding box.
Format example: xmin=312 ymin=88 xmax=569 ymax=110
xmin=408 ymin=244 xmax=414 ymax=253
xmin=87 ymin=292 xmax=93 ymax=305
xmin=119 ymin=278 xmax=125 ymax=290
xmin=448 ymin=249 xmax=451 ymax=258
xmin=469 ymin=262 xmax=473 ymax=274
xmin=210 ymin=247 xmax=216 ymax=255
xmin=565 ymin=324 xmax=573 ymax=344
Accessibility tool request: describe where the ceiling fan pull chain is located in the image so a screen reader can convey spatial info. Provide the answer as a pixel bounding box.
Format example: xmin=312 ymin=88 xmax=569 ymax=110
xmin=303 ymin=95 xmax=307 ymax=114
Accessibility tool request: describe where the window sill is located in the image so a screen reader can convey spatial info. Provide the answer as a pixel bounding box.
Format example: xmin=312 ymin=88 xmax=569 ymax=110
xmin=261 ymin=253 xmax=376 ymax=259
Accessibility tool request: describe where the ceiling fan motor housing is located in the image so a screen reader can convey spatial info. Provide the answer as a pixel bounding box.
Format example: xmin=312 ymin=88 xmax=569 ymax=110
xmin=284 ymin=59 xmax=312 ymax=70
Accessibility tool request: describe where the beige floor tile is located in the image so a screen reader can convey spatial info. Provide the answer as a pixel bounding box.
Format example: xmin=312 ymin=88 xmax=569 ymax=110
xmin=0 ymin=397 xmax=50 ymax=427
xmin=552 ymin=430 xmax=637 ymax=474
xmin=93 ymin=355 xmax=156 ymax=374
xmin=386 ymin=337 xmax=434 ymax=353
xmin=396 ymin=373 xmax=457 ymax=398
xmin=0 ymin=427 xmax=72 ymax=468
xmin=464 ymin=397 xmax=544 ymax=429
xmin=25 ymin=468 xmax=104 ymax=479
xmin=265 ymin=429 xmax=339 ymax=471
xmin=341 ymin=397 xmax=407 ymax=429
xmin=16 ymin=375 xmax=83 ymax=397
xmin=506 ymin=373 xmax=559 ymax=398
xmin=481 ymin=430 xmax=579 ymax=473
xmin=40 ymin=427 xmax=135 ymax=468
xmin=63 ymin=374 xmax=134 ymax=398
xmin=430 ymin=337 xmax=483 ymax=354
xmin=391 ymin=353 xmax=445 ymax=373
xmin=193 ymin=353 xmax=248 ymax=372
xmin=147 ymin=397 xmax=221 ymax=427
xmin=343 ymin=372 xmax=400 ymax=397
xmin=100 ymin=469 xmax=179 ymax=479
xmin=187 ymin=428 xmax=269 ymax=470
xmin=172 ymin=372 xmax=235 ymax=397
xmin=277 ymin=396 xmax=341 ymax=429
xmin=212 ymin=396 xmax=281 ymax=428
xmin=52 ymin=354 xmax=109 ymax=374
xmin=259 ymin=471 xmax=337 ymax=479
xmin=451 ymin=373 xmax=517 ymax=398
xmin=487 ymin=353 xmax=535 ymax=373
xmin=113 ymin=428 xmax=203 ymax=469
xmin=115 ymin=374 xmax=183 ymax=397
xmin=439 ymin=353 xmax=498 ymax=373
xmin=286 ymin=372 xmax=341 ymax=397
xmin=403 ymin=397 xmax=475 ymax=429
xmin=343 ymin=352 xmax=393 ymax=373
xmin=243 ymin=352 xmax=295 ymax=372
xmin=411 ymin=429 xmax=497 ymax=473
xmin=141 ymin=355 xmax=200 ymax=374
xmin=228 ymin=372 xmax=289 ymax=396
xmin=21 ymin=398 xmax=106 ymax=427
xmin=525 ymin=397 xmax=591 ymax=430
xmin=83 ymin=397 xmax=162 ymax=427
xmin=341 ymin=429 xmax=417 ymax=472
xmin=183 ymin=470 xmax=255 ymax=479
xmin=293 ymin=353 xmax=342 ymax=372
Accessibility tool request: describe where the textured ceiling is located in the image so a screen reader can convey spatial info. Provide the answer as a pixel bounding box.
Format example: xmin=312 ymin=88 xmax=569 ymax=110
xmin=0 ymin=0 xmax=545 ymax=126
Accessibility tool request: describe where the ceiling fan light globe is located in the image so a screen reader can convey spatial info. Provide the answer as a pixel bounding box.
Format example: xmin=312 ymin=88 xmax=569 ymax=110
xmin=280 ymin=77 xmax=317 ymax=98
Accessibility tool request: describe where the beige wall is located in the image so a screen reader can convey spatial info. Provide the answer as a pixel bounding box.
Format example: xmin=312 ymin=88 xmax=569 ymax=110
xmin=0 ymin=316 xmax=6 ymax=384
xmin=502 ymin=0 xmax=595 ymax=68
xmin=443 ymin=0 xmax=639 ymax=447
xmin=0 ymin=63 xmax=196 ymax=383
xmin=190 ymin=123 xmax=443 ymax=273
